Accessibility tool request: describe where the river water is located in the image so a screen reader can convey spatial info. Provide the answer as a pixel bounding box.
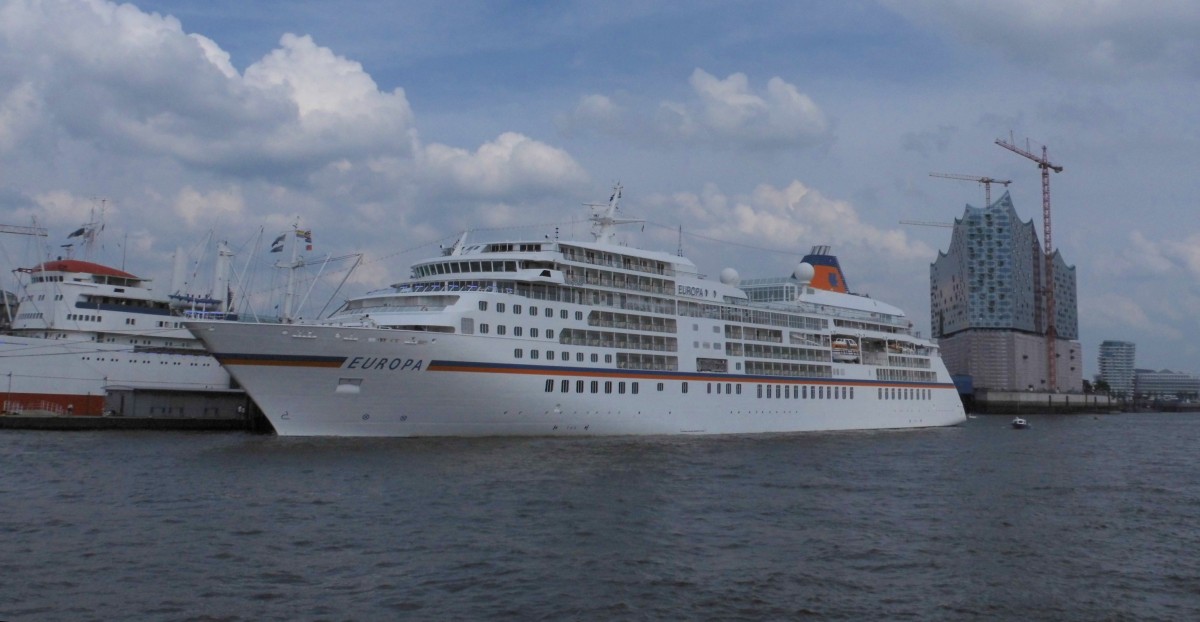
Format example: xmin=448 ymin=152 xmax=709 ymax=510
xmin=2 ymin=413 xmax=1199 ymax=621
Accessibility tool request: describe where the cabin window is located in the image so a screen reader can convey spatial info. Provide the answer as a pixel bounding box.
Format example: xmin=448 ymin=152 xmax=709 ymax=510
xmin=545 ymin=308 xmax=553 ymax=318
xmin=530 ymin=350 xmax=539 ymax=360
xmin=514 ymin=304 xmax=522 ymax=314
xmin=529 ymin=306 xmax=537 ymax=316
xmin=480 ymin=324 xmax=489 ymax=334
xmin=576 ymin=380 xmax=585 ymax=393
xmin=591 ymin=381 xmax=598 ymax=393
xmin=513 ymin=327 xmax=523 ymax=337
xmin=531 ymin=328 xmax=539 ymax=338
xmin=657 ymin=383 xmax=664 ymax=392
xmin=478 ymin=301 xmax=488 ymax=311
xmin=604 ymin=381 xmax=612 ymax=394
xmin=497 ymin=325 xmax=506 ymax=335
xmin=561 ymin=379 xmax=569 ymax=393
xmin=514 ymin=348 xmax=523 ymax=358
xmin=497 ymin=303 xmax=505 ymax=312
xmin=545 ymin=330 xmax=553 ymax=339
xmin=632 ymin=383 xmax=639 ymax=395
xmin=544 ymin=379 xmax=554 ymax=392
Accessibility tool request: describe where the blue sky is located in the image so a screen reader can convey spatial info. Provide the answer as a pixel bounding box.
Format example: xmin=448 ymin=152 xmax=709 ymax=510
xmin=1 ymin=0 xmax=1199 ymax=377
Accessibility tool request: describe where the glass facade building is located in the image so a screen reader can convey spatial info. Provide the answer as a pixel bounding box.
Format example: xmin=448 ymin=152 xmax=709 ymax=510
xmin=1098 ymin=340 xmax=1136 ymax=398
xmin=931 ymin=192 xmax=1077 ymax=340
xmin=929 ymin=192 xmax=1081 ymax=391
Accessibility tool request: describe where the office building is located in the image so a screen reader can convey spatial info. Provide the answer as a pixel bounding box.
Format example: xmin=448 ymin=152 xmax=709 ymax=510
xmin=1098 ymin=340 xmax=1136 ymax=398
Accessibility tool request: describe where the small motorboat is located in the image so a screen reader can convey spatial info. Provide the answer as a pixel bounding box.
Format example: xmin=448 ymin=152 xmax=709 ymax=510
xmin=1011 ymin=417 xmax=1030 ymax=429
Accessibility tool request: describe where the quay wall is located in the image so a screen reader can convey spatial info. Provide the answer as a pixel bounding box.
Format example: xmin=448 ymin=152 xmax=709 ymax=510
xmin=969 ymin=389 xmax=1118 ymax=415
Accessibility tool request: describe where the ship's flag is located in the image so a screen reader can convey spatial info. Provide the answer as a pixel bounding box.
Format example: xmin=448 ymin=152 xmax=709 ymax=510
xmin=269 ymin=234 xmax=286 ymax=253
xmin=68 ymin=227 xmax=86 ymax=238
xmin=296 ymin=229 xmax=313 ymax=251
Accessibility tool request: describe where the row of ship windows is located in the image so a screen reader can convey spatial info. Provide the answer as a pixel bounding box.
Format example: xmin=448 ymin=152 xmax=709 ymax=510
xmin=517 ymin=349 xmax=612 ymax=363
xmin=541 ymin=379 xmax=933 ymax=401
xmin=79 ymin=356 xmax=213 ymax=366
xmin=67 ymin=313 xmax=101 ymax=322
xmin=480 ymin=300 xmax=579 ymax=320
xmin=545 ymin=379 xmax=642 ymax=394
xmin=481 ymin=325 xmax=554 ymax=338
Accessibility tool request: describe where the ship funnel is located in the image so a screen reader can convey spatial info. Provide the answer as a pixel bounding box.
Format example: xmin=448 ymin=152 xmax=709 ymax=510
xmin=798 ymin=245 xmax=849 ymax=293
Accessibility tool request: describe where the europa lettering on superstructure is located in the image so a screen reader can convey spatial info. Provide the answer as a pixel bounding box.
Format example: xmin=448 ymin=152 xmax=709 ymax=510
xmin=345 ymin=357 xmax=424 ymax=371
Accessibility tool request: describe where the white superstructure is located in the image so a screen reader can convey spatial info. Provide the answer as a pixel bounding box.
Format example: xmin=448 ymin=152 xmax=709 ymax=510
xmin=188 ymin=187 xmax=966 ymax=436
xmin=1 ymin=231 xmax=235 ymax=415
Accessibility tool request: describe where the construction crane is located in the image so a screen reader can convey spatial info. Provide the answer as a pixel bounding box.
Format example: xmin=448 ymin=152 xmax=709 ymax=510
xmin=996 ymin=135 xmax=1063 ymax=391
xmin=929 ymin=172 xmax=1013 ymax=207
xmin=899 ymin=220 xmax=954 ymax=228
xmin=0 ymin=223 xmax=48 ymax=237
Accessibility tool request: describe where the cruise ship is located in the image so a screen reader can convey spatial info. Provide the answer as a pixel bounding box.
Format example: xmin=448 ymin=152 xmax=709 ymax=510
xmin=187 ymin=187 xmax=967 ymax=436
xmin=0 ymin=224 xmax=237 ymax=415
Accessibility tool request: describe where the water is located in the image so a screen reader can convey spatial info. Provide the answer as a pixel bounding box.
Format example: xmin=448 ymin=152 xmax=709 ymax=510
xmin=2 ymin=413 xmax=1199 ymax=621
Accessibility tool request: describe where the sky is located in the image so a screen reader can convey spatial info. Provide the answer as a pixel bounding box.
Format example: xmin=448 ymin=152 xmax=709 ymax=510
xmin=1 ymin=0 xmax=1199 ymax=377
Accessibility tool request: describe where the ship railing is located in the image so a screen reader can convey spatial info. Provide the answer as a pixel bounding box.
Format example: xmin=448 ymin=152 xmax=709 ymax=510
xmin=5 ymin=399 xmax=66 ymax=416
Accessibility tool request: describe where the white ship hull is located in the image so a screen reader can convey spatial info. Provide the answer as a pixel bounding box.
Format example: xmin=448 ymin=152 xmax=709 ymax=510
xmin=190 ymin=322 xmax=966 ymax=437
xmin=0 ymin=334 xmax=231 ymax=414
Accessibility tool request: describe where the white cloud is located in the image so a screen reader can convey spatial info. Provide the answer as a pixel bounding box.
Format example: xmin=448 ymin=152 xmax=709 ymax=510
xmin=1161 ymin=233 xmax=1200 ymax=278
xmin=687 ymin=69 xmax=828 ymax=145
xmin=886 ymin=1 xmax=1200 ymax=80
xmin=421 ymin=132 xmax=588 ymax=196
xmin=644 ymin=180 xmax=931 ymax=272
xmin=1081 ymin=291 xmax=1181 ymax=339
xmin=173 ymin=186 xmax=246 ymax=228
xmin=0 ymin=0 xmax=418 ymax=177
xmin=900 ymin=125 xmax=958 ymax=157
xmin=561 ymin=69 xmax=830 ymax=150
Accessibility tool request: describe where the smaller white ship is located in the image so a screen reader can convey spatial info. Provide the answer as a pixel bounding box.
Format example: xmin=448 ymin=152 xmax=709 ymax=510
xmin=0 ymin=219 xmax=237 ymax=415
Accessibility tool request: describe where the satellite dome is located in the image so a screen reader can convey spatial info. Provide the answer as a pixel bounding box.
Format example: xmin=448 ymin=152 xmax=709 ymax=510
xmin=719 ymin=267 xmax=740 ymax=286
xmin=794 ymin=262 xmax=815 ymax=284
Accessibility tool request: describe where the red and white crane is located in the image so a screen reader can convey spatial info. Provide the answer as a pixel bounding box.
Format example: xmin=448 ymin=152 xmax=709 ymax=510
xmin=995 ymin=135 xmax=1064 ymax=391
